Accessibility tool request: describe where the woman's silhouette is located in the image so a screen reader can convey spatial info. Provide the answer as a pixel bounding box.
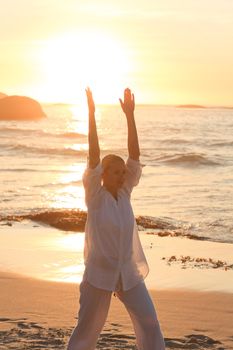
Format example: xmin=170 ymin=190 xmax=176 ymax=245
xmin=67 ymin=88 xmax=165 ymax=350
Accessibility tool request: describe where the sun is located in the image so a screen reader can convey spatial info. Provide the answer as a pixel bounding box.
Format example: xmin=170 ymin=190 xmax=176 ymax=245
xmin=39 ymin=30 xmax=131 ymax=103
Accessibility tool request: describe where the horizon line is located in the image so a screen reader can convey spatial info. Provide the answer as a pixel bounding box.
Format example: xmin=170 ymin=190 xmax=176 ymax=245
xmin=41 ymin=101 xmax=233 ymax=109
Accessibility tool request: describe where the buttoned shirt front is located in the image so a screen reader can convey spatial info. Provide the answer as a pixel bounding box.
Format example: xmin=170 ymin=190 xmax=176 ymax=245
xmin=82 ymin=157 xmax=149 ymax=291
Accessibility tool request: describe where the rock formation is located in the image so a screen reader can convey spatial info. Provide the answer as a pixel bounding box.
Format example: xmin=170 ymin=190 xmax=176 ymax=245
xmin=0 ymin=95 xmax=46 ymax=120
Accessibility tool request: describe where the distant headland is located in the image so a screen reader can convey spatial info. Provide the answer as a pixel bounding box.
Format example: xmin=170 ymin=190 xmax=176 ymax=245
xmin=176 ymin=104 xmax=206 ymax=109
xmin=0 ymin=93 xmax=46 ymax=120
xmin=0 ymin=92 xmax=7 ymax=99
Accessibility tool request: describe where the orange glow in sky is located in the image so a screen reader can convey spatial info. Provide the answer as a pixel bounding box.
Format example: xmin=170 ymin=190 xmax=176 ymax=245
xmin=0 ymin=1 xmax=233 ymax=106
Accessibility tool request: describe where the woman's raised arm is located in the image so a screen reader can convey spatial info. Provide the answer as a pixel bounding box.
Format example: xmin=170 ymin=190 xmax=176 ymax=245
xmin=119 ymin=88 xmax=140 ymax=161
xmin=86 ymin=87 xmax=100 ymax=168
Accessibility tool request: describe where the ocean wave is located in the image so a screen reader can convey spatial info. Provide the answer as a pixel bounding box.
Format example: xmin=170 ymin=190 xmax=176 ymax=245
xmin=1 ymin=143 xmax=129 ymax=160
xmin=60 ymin=132 xmax=86 ymax=139
xmin=209 ymin=141 xmax=233 ymax=147
xmin=8 ymin=144 xmax=87 ymax=157
xmin=0 ymin=168 xmax=39 ymax=172
xmin=0 ymin=168 xmax=81 ymax=174
xmin=0 ymin=127 xmax=86 ymax=139
xmin=160 ymin=138 xmax=191 ymax=144
xmin=33 ymin=179 xmax=83 ymax=188
xmin=154 ymin=153 xmax=220 ymax=166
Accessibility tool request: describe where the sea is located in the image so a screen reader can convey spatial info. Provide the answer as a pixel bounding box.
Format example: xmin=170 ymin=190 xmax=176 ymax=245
xmin=1 ymin=104 xmax=233 ymax=244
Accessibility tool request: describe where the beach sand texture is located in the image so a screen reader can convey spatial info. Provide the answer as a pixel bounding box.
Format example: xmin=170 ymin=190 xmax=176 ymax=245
xmin=1 ymin=218 xmax=233 ymax=349
xmin=1 ymin=271 xmax=233 ymax=350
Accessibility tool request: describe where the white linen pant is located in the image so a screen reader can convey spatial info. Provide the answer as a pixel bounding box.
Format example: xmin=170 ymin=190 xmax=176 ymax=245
xmin=67 ymin=279 xmax=165 ymax=350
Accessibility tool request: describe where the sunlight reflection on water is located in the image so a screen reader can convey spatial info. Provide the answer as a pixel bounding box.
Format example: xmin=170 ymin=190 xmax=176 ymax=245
xmin=47 ymin=162 xmax=87 ymax=210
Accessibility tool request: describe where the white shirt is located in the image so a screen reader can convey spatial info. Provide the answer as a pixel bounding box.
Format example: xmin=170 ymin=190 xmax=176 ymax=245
xmin=82 ymin=157 xmax=149 ymax=291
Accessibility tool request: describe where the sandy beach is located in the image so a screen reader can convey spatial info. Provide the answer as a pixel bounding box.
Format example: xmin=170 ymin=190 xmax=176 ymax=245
xmin=1 ymin=219 xmax=233 ymax=349
xmin=0 ymin=271 xmax=233 ymax=349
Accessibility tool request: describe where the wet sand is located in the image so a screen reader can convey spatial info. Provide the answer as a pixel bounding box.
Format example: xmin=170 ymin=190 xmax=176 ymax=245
xmin=0 ymin=271 xmax=233 ymax=349
xmin=1 ymin=219 xmax=233 ymax=292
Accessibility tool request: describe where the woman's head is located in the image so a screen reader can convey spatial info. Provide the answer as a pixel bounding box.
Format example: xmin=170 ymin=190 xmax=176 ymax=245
xmin=102 ymin=154 xmax=126 ymax=192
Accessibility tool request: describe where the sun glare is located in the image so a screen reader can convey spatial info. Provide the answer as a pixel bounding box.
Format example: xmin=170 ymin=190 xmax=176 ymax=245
xmin=39 ymin=31 xmax=130 ymax=103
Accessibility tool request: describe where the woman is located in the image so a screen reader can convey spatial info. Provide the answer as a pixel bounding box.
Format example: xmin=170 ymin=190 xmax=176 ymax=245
xmin=67 ymin=88 xmax=165 ymax=350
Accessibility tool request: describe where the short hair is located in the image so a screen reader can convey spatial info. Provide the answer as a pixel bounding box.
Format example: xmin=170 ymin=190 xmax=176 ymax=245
xmin=101 ymin=154 xmax=125 ymax=171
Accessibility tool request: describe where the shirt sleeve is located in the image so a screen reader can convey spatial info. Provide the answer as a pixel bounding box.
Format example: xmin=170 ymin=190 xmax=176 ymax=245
xmin=82 ymin=159 xmax=102 ymax=207
xmin=121 ymin=157 xmax=144 ymax=196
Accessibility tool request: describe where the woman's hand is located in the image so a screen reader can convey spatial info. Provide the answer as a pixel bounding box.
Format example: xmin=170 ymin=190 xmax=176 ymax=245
xmin=119 ymin=88 xmax=135 ymax=117
xmin=86 ymin=87 xmax=95 ymax=115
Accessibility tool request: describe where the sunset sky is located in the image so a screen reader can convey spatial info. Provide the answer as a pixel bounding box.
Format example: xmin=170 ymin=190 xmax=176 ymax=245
xmin=0 ymin=0 xmax=233 ymax=105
